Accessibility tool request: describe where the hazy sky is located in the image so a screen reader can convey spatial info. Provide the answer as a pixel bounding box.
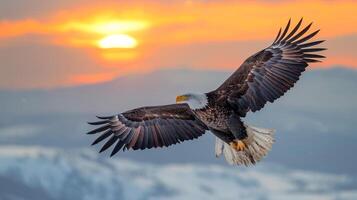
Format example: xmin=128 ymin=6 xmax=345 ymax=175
xmin=0 ymin=0 xmax=356 ymax=89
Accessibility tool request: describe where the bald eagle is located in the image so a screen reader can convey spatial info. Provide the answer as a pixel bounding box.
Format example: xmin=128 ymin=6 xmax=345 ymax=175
xmin=87 ymin=19 xmax=325 ymax=166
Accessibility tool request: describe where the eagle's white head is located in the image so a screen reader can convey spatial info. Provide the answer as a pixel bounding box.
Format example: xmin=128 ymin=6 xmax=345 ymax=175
xmin=176 ymin=93 xmax=208 ymax=110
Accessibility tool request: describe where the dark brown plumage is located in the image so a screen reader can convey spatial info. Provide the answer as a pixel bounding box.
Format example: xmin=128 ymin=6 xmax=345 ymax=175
xmin=88 ymin=104 xmax=208 ymax=156
xmin=213 ymin=18 xmax=325 ymax=115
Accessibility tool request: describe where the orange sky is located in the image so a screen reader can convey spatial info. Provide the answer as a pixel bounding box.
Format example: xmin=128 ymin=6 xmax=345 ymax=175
xmin=0 ymin=0 xmax=356 ymax=89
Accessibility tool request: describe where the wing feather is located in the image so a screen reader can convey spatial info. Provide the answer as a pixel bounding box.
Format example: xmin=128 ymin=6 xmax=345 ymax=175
xmin=276 ymin=19 xmax=291 ymax=43
xmin=214 ymin=18 xmax=325 ymax=114
xmin=283 ymin=18 xmax=303 ymax=41
xmin=91 ymin=130 xmax=112 ymax=145
xmin=100 ymin=135 xmax=119 ymax=153
xmin=87 ymin=103 xmax=208 ymax=156
xmin=110 ymin=140 xmax=125 ymax=157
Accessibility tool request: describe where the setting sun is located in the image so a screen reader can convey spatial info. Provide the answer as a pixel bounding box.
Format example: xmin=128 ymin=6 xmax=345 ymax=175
xmin=98 ymin=34 xmax=138 ymax=49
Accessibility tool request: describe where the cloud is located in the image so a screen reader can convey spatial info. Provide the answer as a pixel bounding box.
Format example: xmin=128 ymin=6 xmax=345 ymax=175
xmin=1 ymin=1 xmax=357 ymax=42
xmin=0 ymin=124 xmax=43 ymax=139
xmin=0 ymin=145 xmax=356 ymax=200
xmin=0 ymin=36 xmax=110 ymax=89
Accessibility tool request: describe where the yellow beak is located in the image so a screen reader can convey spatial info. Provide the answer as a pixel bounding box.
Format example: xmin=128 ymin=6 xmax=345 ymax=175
xmin=176 ymin=95 xmax=188 ymax=103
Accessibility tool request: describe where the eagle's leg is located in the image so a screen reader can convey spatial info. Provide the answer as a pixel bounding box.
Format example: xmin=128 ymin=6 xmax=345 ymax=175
xmin=228 ymin=113 xmax=248 ymax=151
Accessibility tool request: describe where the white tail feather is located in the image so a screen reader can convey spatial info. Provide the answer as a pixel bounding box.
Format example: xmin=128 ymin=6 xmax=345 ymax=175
xmin=215 ymin=124 xmax=275 ymax=166
xmin=215 ymin=137 xmax=224 ymax=157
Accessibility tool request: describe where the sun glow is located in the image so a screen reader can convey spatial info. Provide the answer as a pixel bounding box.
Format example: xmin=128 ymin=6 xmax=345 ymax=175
xmin=60 ymin=20 xmax=148 ymax=35
xmin=98 ymin=34 xmax=138 ymax=49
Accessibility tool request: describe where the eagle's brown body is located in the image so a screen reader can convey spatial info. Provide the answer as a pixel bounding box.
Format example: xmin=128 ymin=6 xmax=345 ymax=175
xmin=193 ymin=105 xmax=231 ymax=132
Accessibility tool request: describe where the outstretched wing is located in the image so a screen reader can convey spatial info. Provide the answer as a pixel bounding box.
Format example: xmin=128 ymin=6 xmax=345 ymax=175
xmin=87 ymin=103 xmax=208 ymax=156
xmin=214 ymin=18 xmax=325 ymax=114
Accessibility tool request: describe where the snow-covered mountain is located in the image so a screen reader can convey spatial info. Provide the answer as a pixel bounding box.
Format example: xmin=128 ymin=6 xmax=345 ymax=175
xmin=0 ymin=146 xmax=356 ymax=200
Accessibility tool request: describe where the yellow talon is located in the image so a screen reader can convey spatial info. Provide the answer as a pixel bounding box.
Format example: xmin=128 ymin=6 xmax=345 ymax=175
xmin=237 ymin=140 xmax=246 ymax=151
xmin=229 ymin=139 xmax=246 ymax=151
